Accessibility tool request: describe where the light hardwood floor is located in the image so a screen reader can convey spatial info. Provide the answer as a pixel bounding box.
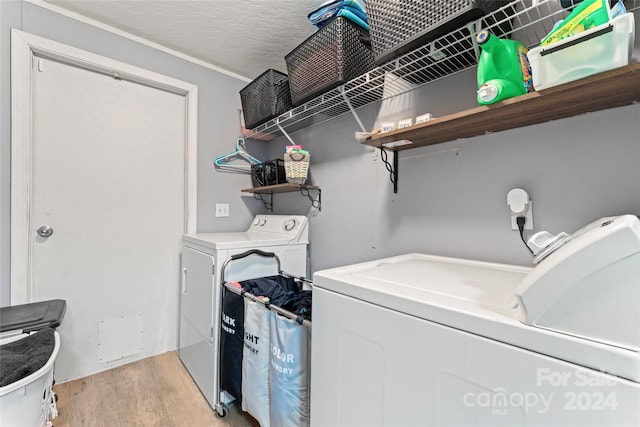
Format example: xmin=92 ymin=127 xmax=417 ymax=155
xmin=52 ymin=351 xmax=260 ymax=427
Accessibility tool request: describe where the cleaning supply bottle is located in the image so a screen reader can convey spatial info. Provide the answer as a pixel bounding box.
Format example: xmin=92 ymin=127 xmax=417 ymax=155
xmin=476 ymin=30 xmax=534 ymax=105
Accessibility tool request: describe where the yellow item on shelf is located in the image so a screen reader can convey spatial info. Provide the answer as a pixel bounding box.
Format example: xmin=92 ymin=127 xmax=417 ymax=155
xmin=540 ymin=0 xmax=610 ymax=46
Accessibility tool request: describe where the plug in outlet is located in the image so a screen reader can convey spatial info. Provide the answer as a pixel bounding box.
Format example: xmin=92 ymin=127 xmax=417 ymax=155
xmin=507 ymin=188 xmax=533 ymax=230
xmin=511 ymin=200 xmax=533 ymax=230
xmin=215 ymin=203 xmax=229 ymax=217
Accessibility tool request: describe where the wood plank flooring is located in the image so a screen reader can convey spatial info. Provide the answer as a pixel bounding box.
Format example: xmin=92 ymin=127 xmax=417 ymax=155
xmin=52 ymin=351 xmax=260 ymax=427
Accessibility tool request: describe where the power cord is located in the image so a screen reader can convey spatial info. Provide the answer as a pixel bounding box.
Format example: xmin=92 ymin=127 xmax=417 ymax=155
xmin=517 ymin=216 xmax=535 ymax=256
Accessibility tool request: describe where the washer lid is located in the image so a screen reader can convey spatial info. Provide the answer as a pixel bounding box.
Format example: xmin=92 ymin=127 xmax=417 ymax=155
xmin=314 ymin=253 xmax=529 ymax=319
xmin=313 ymin=253 xmax=640 ymax=383
xmin=182 ymin=231 xmax=295 ymax=250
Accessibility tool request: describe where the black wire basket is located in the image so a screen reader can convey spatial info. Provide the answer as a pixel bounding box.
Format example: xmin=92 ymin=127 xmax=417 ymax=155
xmin=240 ymin=69 xmax=292 ymax=130
xmin=251 ymin=159 xmax=287 ymax=188
xmin=285 ymin=16 xmax=377 ymax=107
xmin=364 ymin=0 xmax=511 ymax=66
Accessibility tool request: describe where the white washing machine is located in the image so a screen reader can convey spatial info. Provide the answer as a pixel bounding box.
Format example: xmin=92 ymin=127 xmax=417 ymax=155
xmin=179 ymin=214 xmax=308 ymax=412
xmin=311 ymin=215 xmax=640 ymax=426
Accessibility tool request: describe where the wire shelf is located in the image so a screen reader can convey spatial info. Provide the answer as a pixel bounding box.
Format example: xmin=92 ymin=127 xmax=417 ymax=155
xmin=243 ymin=0 xmax=639 ymax=141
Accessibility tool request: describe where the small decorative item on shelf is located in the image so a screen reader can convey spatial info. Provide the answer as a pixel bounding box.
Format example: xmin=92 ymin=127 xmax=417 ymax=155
xmin=240 ymin=69 xmax=292 ymax=130
xmin=284 ymin=147 xmax=310 ymax=185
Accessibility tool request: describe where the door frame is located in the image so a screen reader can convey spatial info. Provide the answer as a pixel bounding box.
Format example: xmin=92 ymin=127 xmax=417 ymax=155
xmin=11 ymin=30 xmax=198 ymax=304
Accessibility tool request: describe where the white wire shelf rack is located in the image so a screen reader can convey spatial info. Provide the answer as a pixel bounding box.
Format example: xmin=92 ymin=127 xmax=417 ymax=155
xmin=243 ymin=0 xmax=640 ymax=141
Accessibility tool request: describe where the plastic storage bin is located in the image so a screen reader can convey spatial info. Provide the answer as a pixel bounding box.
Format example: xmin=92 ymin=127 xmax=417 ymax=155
xmin=0 ymin=329 xmax=60 ymax=427
xmin=285 ymin=16 xmax=376 ymax=106
xmin=364 ymin=0 xmax=509 ymax=66
xmin=240 ymin=69 xmax=292 ymax=129
xmin=528 ymin=13 xmax=635 ymax=90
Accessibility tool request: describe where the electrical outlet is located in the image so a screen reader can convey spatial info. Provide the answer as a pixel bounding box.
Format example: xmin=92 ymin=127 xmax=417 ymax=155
xmin=511 ymin=200 xmax=534 ymax=230
xmin=215 ymin=203 xmax=229 ymax=217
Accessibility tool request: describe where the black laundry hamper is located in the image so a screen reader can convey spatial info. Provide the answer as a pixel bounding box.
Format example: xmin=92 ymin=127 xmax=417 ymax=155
xmin=220 ymin=287 xmax=245 ymax=402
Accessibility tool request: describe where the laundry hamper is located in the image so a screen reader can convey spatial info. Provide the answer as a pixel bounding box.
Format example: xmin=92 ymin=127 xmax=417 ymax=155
xmin=219 ymin=250 xmax=312 ymax=424
xmin=269 ymin=312 xmax=311 ymax=427
xmin=241 ymin=300 xmax=272 ymax=427
xmin=284 ymin=152 xmax=310 ymax=185
xmin=0 ymin=328 xmax=60 ymax=427
xmin=220 ymin=286 xmax=245 ymax=402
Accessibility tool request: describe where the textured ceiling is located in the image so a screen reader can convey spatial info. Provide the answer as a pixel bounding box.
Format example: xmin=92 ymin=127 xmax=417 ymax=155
xmin=44 ymin=0 xmax=328 ymax=80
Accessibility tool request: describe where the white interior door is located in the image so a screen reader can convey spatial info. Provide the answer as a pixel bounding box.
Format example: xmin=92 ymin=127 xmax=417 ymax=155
xmin=11 ymin=32 xmax=196 ymax=382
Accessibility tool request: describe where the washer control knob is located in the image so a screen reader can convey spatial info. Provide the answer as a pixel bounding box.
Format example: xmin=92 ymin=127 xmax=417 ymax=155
xmin=284 ymin=219 xmax=297 ymax=231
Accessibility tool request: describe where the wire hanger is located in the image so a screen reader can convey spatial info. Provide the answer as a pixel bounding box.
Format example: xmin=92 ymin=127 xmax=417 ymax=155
xmin=214 ymin=138 xmax=261 ymax=173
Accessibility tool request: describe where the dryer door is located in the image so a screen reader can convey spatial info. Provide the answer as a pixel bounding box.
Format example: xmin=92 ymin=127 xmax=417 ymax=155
xmin=181 ymin=246 xmax=215 ymax=341
xmin=179 ymin=246 xmax=216 ymax=407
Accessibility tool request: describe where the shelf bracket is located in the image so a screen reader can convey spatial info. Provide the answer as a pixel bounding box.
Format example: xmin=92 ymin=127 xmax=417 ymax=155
xmin=275 ymin=118 xmax=297 ymax=146
xmin=468 ymin=21 xmax=482 ymax=61
xmin=341 ymin=87 xmax=367 ymax=132
xmin=253 ymin=193 xmax=273 ymax=212
xmin=299 ymin=186 xmax=322 ymax=211
xmin=379 ymin=148 xmax=398 ymax=194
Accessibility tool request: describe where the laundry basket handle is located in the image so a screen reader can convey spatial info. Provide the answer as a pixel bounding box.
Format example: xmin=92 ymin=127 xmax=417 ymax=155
xmin=287 ymin=152 xmax=307 ymax=162
xmin=230 ymin=249 xmax=276 ymax=261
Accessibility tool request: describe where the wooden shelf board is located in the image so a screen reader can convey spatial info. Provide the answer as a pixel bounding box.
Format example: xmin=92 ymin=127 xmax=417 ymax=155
xmin=241 ymin=183 xmax=319 ymax=194
xmin=365 ymin=63 xmax=640 ymax=151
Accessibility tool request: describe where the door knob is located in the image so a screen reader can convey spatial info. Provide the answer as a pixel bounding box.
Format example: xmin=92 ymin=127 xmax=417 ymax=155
xmin=37 ymin=225 xmax=54 ymax=238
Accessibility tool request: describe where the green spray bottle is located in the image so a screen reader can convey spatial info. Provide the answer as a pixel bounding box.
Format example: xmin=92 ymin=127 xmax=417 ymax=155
xmin=476 ymin=30 xmax=535 ymax=105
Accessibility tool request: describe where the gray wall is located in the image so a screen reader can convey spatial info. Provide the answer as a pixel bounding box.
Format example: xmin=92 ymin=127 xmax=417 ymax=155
xmin=3 ymin=1 xmax=639 ymax=306
xmin=266 ymin=68 xmax=640 ymax=274
xmin=0 ymin=0 xmax=267 ymax=307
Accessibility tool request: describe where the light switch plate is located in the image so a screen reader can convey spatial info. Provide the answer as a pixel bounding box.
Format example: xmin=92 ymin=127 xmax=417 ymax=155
xmin=216 ymin=203 xmax=229 ymax=217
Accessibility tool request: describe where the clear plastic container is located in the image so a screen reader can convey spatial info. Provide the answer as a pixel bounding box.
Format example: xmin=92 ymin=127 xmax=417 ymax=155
xmin=528 ymin=13 xmax=635 ymax=90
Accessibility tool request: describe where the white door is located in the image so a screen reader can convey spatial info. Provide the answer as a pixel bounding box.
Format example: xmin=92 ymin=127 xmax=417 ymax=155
xmin=11 ymin=32 xmax=197 ymax=382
